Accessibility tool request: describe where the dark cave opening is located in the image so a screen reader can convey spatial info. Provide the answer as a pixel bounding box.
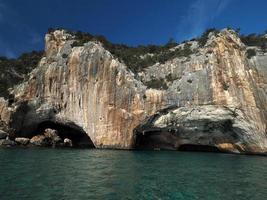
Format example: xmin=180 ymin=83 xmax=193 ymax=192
xmin=134 ymin=130 xmax=222 ymax=152
xmin=178 ymin=144 xmax=220 ymax=152
xmin=134 ymin=131 xmax=177 ymax=150
xmin=36 ymin=121 xmax=95 ymax=148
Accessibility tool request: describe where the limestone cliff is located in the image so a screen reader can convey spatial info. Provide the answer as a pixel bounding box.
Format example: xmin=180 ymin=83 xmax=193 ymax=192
xmin=1 ymin=29 xmax=267 ymax=154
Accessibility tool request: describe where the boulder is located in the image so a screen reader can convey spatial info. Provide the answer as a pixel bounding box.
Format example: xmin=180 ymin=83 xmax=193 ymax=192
xmin=15 ymin=137 xmax=30 ymax=146
xmin=43 ymin=128 xmax=62 ymax=145
xmin=0 ymin=130 xmax=8 ymax=139
xmin=43 ymin=128 xmax=58 ymax=139
xmin=0 ymin=139 xmax=16 ymax=146
xmin=63 ymin=138 xmax=73 ymax=147
xmin=30 ymin=135 xmax=49 ymax=146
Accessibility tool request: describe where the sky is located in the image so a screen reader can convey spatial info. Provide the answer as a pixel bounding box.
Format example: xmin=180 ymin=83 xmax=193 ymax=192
xmin=0 ymin=0 xmax=267 ymax=58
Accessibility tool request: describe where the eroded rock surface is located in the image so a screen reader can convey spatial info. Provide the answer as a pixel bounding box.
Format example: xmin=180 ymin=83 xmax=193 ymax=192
xmin=15 ymin=137 xmax=30 ymax=146
xmin=0 ymin=29 xmax=266 ymax=154
xmin=134 ymin=105 xmax=267 ymax=154
xmin=30 ymin=135 xmax=48 ymax=146
xmin=0 ymin=98 xmax=11 ymax=131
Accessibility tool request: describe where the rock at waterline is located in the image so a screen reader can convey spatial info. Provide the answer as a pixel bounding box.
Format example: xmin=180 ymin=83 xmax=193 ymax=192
xmin=0 ymin=139 xmax=16 ymax=146
xmin=29 ymin=129 xmax=63 ymax=147
xmin=43 ymin=128 xmax=62 ymax=145
xmin=63 ymin=138 xmax=73 ymax=147
xmin=15 ymin=137 xmax=30 ymax=146
xmin=30 ymin=135 xmax=49 ymax=146
xmin=43 ymin=128 xmax=58 ymax=140
xmin=0 ymin=130 xmax=8 ymax=139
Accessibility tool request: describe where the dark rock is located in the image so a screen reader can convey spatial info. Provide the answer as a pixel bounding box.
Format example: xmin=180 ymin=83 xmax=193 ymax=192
xmin=63 ymin=138 xmax=73 ymax=147
xmin=0 ymin=130 xmax=8 ymax=139
xmin=0 ymin=139 xmax=16 ymax=146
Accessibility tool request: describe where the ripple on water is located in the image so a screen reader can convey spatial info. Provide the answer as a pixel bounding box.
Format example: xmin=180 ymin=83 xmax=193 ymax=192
xmin=0 ymin=149 xmax=267 ymax=200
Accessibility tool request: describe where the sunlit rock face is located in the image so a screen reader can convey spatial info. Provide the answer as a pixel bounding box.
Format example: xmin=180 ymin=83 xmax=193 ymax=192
xmin=0 ymin=98 xmax=11 ymax=131
xmin=135 ymin=30 xmax=267 ymax=154
xmin=2 ymin=29 xmax=267 ymax=153
xmin=10 ymin=30 xmax=166 ymax=149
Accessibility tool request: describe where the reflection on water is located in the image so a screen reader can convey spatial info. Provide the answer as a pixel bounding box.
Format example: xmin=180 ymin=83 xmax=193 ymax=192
xmin=0 ymin=148 xmax=267 ymax=200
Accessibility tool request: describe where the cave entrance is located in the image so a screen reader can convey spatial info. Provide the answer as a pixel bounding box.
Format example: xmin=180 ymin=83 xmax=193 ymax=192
xmin=36 ymin=121 xmax=95 ymax=148
xmin=178 ymin=144 xmax=220 ymax=152
xmin=134 ymin=130 xmax=177 ymax=150
xmin=134 ymin=130 xmax=222 ymax=152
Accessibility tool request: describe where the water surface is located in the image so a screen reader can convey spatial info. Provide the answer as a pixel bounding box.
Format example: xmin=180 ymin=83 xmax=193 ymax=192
xmin=0 ymin=148 xmax=266 ymax=200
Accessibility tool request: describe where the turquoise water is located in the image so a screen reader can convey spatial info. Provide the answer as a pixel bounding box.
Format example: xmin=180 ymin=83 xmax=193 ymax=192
xmin=0 ymin=149 xmax=267 ymax=200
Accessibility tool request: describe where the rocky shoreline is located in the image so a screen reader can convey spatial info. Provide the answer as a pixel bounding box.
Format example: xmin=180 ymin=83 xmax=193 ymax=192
xmin=0 ymin=128 xmax=74 ymax=148
xmin=1 ymin=126 xmax=267 ymax=156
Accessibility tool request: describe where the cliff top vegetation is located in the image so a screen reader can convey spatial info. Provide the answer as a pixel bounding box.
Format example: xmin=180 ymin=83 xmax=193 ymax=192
xmin=0 ymin=28 xmax=266 ymax=98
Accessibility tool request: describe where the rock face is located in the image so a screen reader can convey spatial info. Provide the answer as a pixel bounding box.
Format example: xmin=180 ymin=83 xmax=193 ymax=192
xmin=0 ymin=29 xmax=266 ymax=154
xmin=134 ymin=105 xmax=266 ymax=153
xmin=0 ymin=98 xmax=11 ymax=131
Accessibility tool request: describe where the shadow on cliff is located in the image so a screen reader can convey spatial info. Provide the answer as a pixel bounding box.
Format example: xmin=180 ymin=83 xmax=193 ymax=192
xmin=133 ymin=125 xmax=223 ymax=152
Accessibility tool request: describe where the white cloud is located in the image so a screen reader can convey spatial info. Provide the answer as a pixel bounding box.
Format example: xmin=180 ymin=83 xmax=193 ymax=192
xmin=176 ymin=0 xmax=231 ymax=41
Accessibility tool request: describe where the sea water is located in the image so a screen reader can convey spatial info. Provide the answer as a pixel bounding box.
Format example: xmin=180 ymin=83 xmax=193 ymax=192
xmin=0 ymin=148 xmax=266 ymax=200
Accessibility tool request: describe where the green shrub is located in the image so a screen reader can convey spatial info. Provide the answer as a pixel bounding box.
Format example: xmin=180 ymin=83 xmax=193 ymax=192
xmin=145 ymin=78 xmax=168 ymax=90
xmin=66 ymin=30 xmax=194 ymax=73
xmin=197 ymin=28 xmax=219 ymax=47
xmin=261 ymin=43 xmax=267 ymax=53
xmin=222 ymin=81 xmax=229 ymax=90
xmin=246 ymin=49 xmax=256 ymax=59
xmin=0 ymin=51 xmax=43 ymax=97
xmin=62 ymin=54 xmax=68 ymax=58
xmin=240 ymin=33 xmax=267 ymax=47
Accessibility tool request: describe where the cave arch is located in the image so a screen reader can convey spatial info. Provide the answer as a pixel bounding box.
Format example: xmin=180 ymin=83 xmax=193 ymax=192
xmin=29 ymin=120 xmax=95 ymax=148
xmin=36 ymin=121 xmax=95 ymax=148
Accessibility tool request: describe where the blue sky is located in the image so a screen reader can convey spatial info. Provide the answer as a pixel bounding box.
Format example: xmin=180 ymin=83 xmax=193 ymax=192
xmin=0 ymin=0 xmax=267 ymax=58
